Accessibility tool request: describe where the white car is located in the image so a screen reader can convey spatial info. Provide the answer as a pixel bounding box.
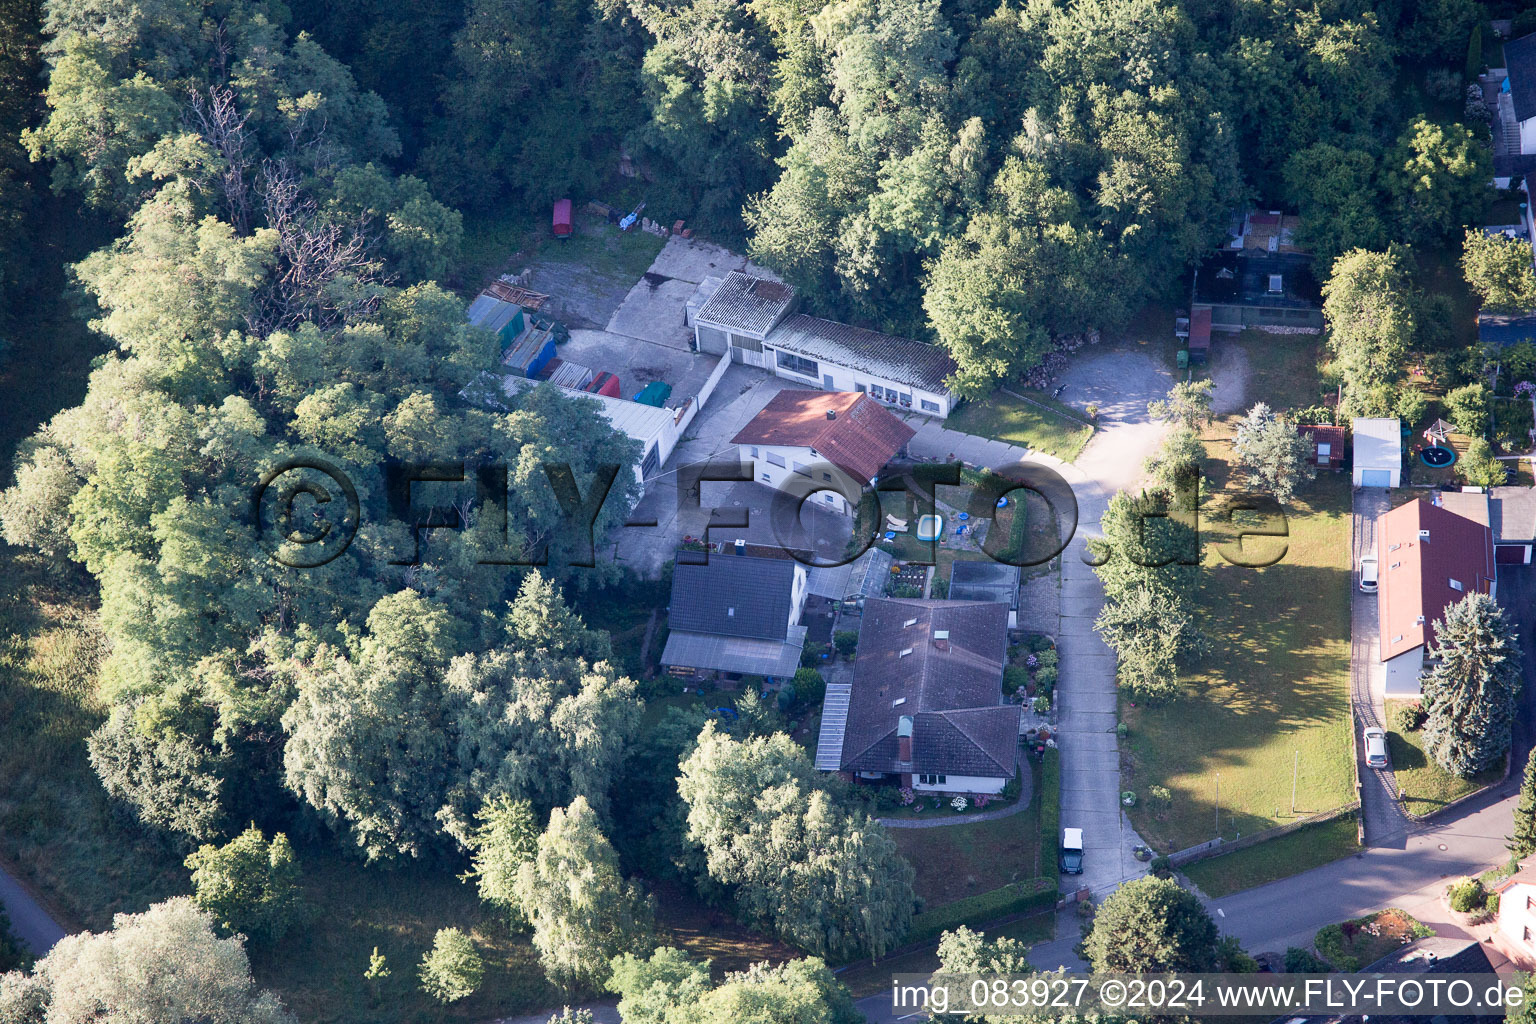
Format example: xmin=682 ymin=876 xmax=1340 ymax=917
xmin=1359 ymin=556 xmax=1378 ymax=593
xmin=1363 ymin=727 xmax=1388 ymax=768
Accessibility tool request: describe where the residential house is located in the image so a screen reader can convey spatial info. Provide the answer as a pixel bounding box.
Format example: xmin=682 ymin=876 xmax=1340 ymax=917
xmin=1432 ymin=486 xmax=1536 ymax=565
xmin=1377 ymin=499 xmax=1496 ymax=696
xmin=1352 ymin=417 xmax=1402 ymax=488
xmin=1299 ymin=424 xmax=1346 ymax=470
xmin=1270 ymin=936 xmax=1505 ymax=1024
xmin=815 ymin=598 xmax=1019 ymax=795
xmin=1494 ymin=866 xmax=1536 ymax=968
xmin=1190 ymin=211 xmax=1324 ymax=337
xmin=732 ymin=390 xmax=915 ymax=516
xmin=1495 ymin=32 xmax=1536 ymax=183
xmin=660 ymin=553 xmax=809 ymax=680
xmin=693 ymin=271 xmax=959 ymax=417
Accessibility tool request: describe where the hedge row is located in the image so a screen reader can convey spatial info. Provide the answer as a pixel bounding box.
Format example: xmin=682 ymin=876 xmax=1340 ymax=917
xmin=906 ymin=877 xmax=1058 ymax=946
xmin=1039 ymin=748 xmax=1060 ymax=877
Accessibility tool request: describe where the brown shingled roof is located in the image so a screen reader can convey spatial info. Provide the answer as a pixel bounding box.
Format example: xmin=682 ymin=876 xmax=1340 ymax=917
xmin=731 ymin=391 xmax=916 ymax=483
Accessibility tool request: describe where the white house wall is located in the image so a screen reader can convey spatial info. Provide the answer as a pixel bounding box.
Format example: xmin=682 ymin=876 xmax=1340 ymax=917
xmin=1383 ymin=648 xmax=1424 ymax=697
xmin=761 ymin=343 xmax=952 ymax=418
xmin=912 ymin=775 xmax=1007 ymax=796
xmin=1522 ymin=116 xmax=1536 ymax=155
xmin=741 ymin=443 xmax=864 ymax=516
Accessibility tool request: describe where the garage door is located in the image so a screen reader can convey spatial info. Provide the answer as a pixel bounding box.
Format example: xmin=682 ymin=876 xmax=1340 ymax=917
xmin=1360 ymin=469 xmax=1391 ymax=488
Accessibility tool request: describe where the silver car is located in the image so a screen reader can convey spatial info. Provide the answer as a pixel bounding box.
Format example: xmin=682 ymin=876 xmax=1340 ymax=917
xmin=1364 ymin=727 xmax=1388 ymax=768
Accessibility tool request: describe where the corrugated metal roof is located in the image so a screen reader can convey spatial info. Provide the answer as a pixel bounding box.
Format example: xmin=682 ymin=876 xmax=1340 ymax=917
xmin=661 ymin=626 xmax=806 ymax=678
xmin=767 ymin=314 xmax=957 ymax=394
xmin=468 ymin=296 xmax=522 ymax=335
xmin=815 ymin=683 xmax=853 ymax=770
xmin=694 ymin=271 xmax=795 ymax=336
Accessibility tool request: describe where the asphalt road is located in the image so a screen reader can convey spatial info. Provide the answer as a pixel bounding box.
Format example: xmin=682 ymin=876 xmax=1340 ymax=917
xmin=0 ymin=859 xmax=65 ymax=955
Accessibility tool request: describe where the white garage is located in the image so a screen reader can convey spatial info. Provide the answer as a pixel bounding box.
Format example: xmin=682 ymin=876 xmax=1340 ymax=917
xmin=1352 ymin=417 xmax=1402 ymax=489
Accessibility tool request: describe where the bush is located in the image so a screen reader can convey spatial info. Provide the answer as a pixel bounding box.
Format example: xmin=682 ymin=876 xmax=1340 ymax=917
xmin=1392 ymin=702 xmax=1425 ymax=732
xmin=905 ymin=879 xmax=1058 ymax=945
xmin=798 ymin=642 xmax=828 ymax=668
xmin=1448 ymin=877 xmax=1487 ymax=914
xmin=1284 ymin=947 xmax=1332 ymax=973
xmin=184 ymin=826 xmax=303 ymax=944
xmin=1147 ymin=785 xmax=1172 ymax=813
xmin=1149 ymin=855 xmax=1173 ymax=879
xmin=1034 ymin=665 xmax=1058 ymax=696
xmin=791 ymin=667 xmax=825 ymax=708
xmin=775 ymin=682 xmax=796 ymax=713
xmin=1425 ymin=68 xmax=1463 ymax=102
xmin=1039 ymin=748 xmax=1060 ymax=874
xmin=1003 ymin=665 xmax=1030 ymax=696
xmin=833 ymin=630 xmax=859 ymax=658
xmin=419 ymin=928 xmax=484 ymax=1004
xmin=1032 ymin=695 xmax=1051 ymax=713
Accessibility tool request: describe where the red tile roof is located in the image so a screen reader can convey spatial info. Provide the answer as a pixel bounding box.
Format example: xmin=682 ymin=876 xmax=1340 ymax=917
xmin=731 ymin=391 xmax=916 ymax=483
xmin=1377 ymin=500 xmax=1496 ymax=662
xmin=1299 ymin=424 xmax=1346 ymax=466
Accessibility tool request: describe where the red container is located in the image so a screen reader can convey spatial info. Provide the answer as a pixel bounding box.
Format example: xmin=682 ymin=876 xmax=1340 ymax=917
xmin=587 ymin=371 xmax=621 ymax=397
xmin=552 ymin=198 xmax=573 ymax=238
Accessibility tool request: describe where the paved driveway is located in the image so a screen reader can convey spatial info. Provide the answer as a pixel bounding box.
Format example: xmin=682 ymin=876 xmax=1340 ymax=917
xmin=1350 ymin=488 xmax=1411 ymax=846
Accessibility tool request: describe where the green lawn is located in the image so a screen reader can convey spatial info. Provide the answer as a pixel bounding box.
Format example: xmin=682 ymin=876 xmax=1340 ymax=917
xmin=1181 ymin=814 xmax=1360 ymax=897
xmin=1121 ymin=389 xmax=1355 ymax=853
xmin=832 ymin=910 xmax=1055 ymax=998
xmin=1383 ymin=700 xmax=1503 ymax=817
xmin=892 ymin=798 xmax=1044 ymax=906
xmin=949 ymin=390 xmax=1094 ymax=461
xmin=452 ymin=207 xmax=665 ymax=298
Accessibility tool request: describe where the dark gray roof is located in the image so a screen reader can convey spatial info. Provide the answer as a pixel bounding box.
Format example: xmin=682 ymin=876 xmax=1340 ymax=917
xmin=660 ymin=626 xmax=806 ymax=677
xmin=948 ymin=560 xmax=1022 ymax=609
xmin=767 ymin=314 xmax=958 ymax=395
xmin=694 ymin=272 xmax=794 ymax=336
xmin=1509 ymin=32 xmax=1536 ymax=123
xmin=1478 ymin=311 xmax=1536 ymax=346
xmin=841 ymin=598 xmax=1016 ymax=778
xmin=669 ymin=555 xmax=797 ymax=641
xmin=1274 ymin=938 xmax=1501 ymax=1024
xmin=1491 ymin=486 xmax=1536 ymax=543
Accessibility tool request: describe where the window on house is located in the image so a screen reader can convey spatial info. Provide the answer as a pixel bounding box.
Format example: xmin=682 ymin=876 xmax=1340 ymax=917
xmin=1527 ymin=894 xmax=1534 ymax=911
xmin=921 ymin=399 xmax=939 ymax=412
xmin=899 ymin=393 xmax=912 ymax=407
xmin=749 ymin=446 xmax=759 ymax=458
xmin=1449 ymin=578 xmax=1464 ymax=591
xmin=885 ymin=387 xmax=899 ymax=403
xmin=918 ymin=774 xmax=947 ymax=786
xmin=761 ymin=473 xmax=771 ymax=482
xmin=822 ymin=472 xmax=832 ymax=481
xmin=855 ymin=383 xmax=866 ymax=393
xmin=1527 ymin=926 xmax=1534 ymax=943
xmin=793 ymin=461 xmax=810 ymax=476
xmin=776 ymin=351 xmax=818 ymax=377
xmin=824 ymin=494 xmax=835 ymax=503
xmin=766 ymin=452 xmax=786 ymax=468
xmin=730 ymin=333 xmax=763 ymax=352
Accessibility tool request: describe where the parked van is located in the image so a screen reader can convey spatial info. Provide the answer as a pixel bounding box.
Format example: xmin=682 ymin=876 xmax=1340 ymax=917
xmin=1359 ymin=555 xmax=1378 ymax=593
xmin=1060 ymin=827 xmax=1084 ymax=875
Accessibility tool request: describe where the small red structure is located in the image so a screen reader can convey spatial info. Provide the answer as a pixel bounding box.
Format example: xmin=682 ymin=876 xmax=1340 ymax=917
xmin=1300 ymin=424 xmax=1347 ymax=469
xmin=1187 ymin=306 xmax=1212 ymax=363
xmin=552 ymin=198 xmax=573 ymax=239
xmin=587 ymin=371 xmax=621 ymax=397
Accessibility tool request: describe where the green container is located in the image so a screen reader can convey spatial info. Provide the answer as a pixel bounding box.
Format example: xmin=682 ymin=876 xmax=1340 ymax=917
xmin=634 ymin=381 xmax=672 ymax=407
xmin=1176 ymin=349 xmax=1189 ymax=369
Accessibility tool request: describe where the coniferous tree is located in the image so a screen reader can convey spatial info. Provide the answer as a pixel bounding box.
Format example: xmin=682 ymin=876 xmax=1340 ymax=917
xmin=1511 ymin=750 xmax=1536 ymax=857
xmin=1422 ymin=593 xmax=1521 ymax=777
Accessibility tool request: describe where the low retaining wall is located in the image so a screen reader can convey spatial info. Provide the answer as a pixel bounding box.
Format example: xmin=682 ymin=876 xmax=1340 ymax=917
xmin=1167 ymin=803 xmax=1360 ymax=869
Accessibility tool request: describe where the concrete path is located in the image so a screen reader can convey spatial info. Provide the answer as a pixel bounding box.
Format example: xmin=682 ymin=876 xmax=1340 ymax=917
xmin=878 ymin=776 xmax=1031 ymax=829
xmin=0 ymin=858 xmax=66 ymax=955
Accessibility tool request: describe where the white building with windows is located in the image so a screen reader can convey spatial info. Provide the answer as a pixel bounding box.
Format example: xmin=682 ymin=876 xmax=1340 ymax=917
xmin=693 ymin=271 xmax=958 ymax=418
xmin=732 ymin=390 xmax=915 ymax=516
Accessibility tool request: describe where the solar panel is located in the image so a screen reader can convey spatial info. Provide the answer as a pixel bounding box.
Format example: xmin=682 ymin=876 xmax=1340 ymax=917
xmin=814 ymin=683 xmax=853 ymax=771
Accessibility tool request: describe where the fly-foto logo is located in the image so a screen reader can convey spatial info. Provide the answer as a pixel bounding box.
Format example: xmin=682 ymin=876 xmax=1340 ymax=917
xmin=250 ymin=457 xmax=1288 ymax=569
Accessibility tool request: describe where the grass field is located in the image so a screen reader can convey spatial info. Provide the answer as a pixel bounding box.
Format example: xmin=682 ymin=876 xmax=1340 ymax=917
xmin=892 ymin=796 xmax=1044 ymax=905
xmin=1383 ymin=700 xmax=1503 ymax=818
xmin=1121 ymin=337 xmax=1355 ymax=853
xmin=1314 ymin=908 xmax=1432 ymax=971
xmin=949 ymin=391 xmax=1094 ymax=461
xmin=1181 ymin=814 xmax=1360 ymax=897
